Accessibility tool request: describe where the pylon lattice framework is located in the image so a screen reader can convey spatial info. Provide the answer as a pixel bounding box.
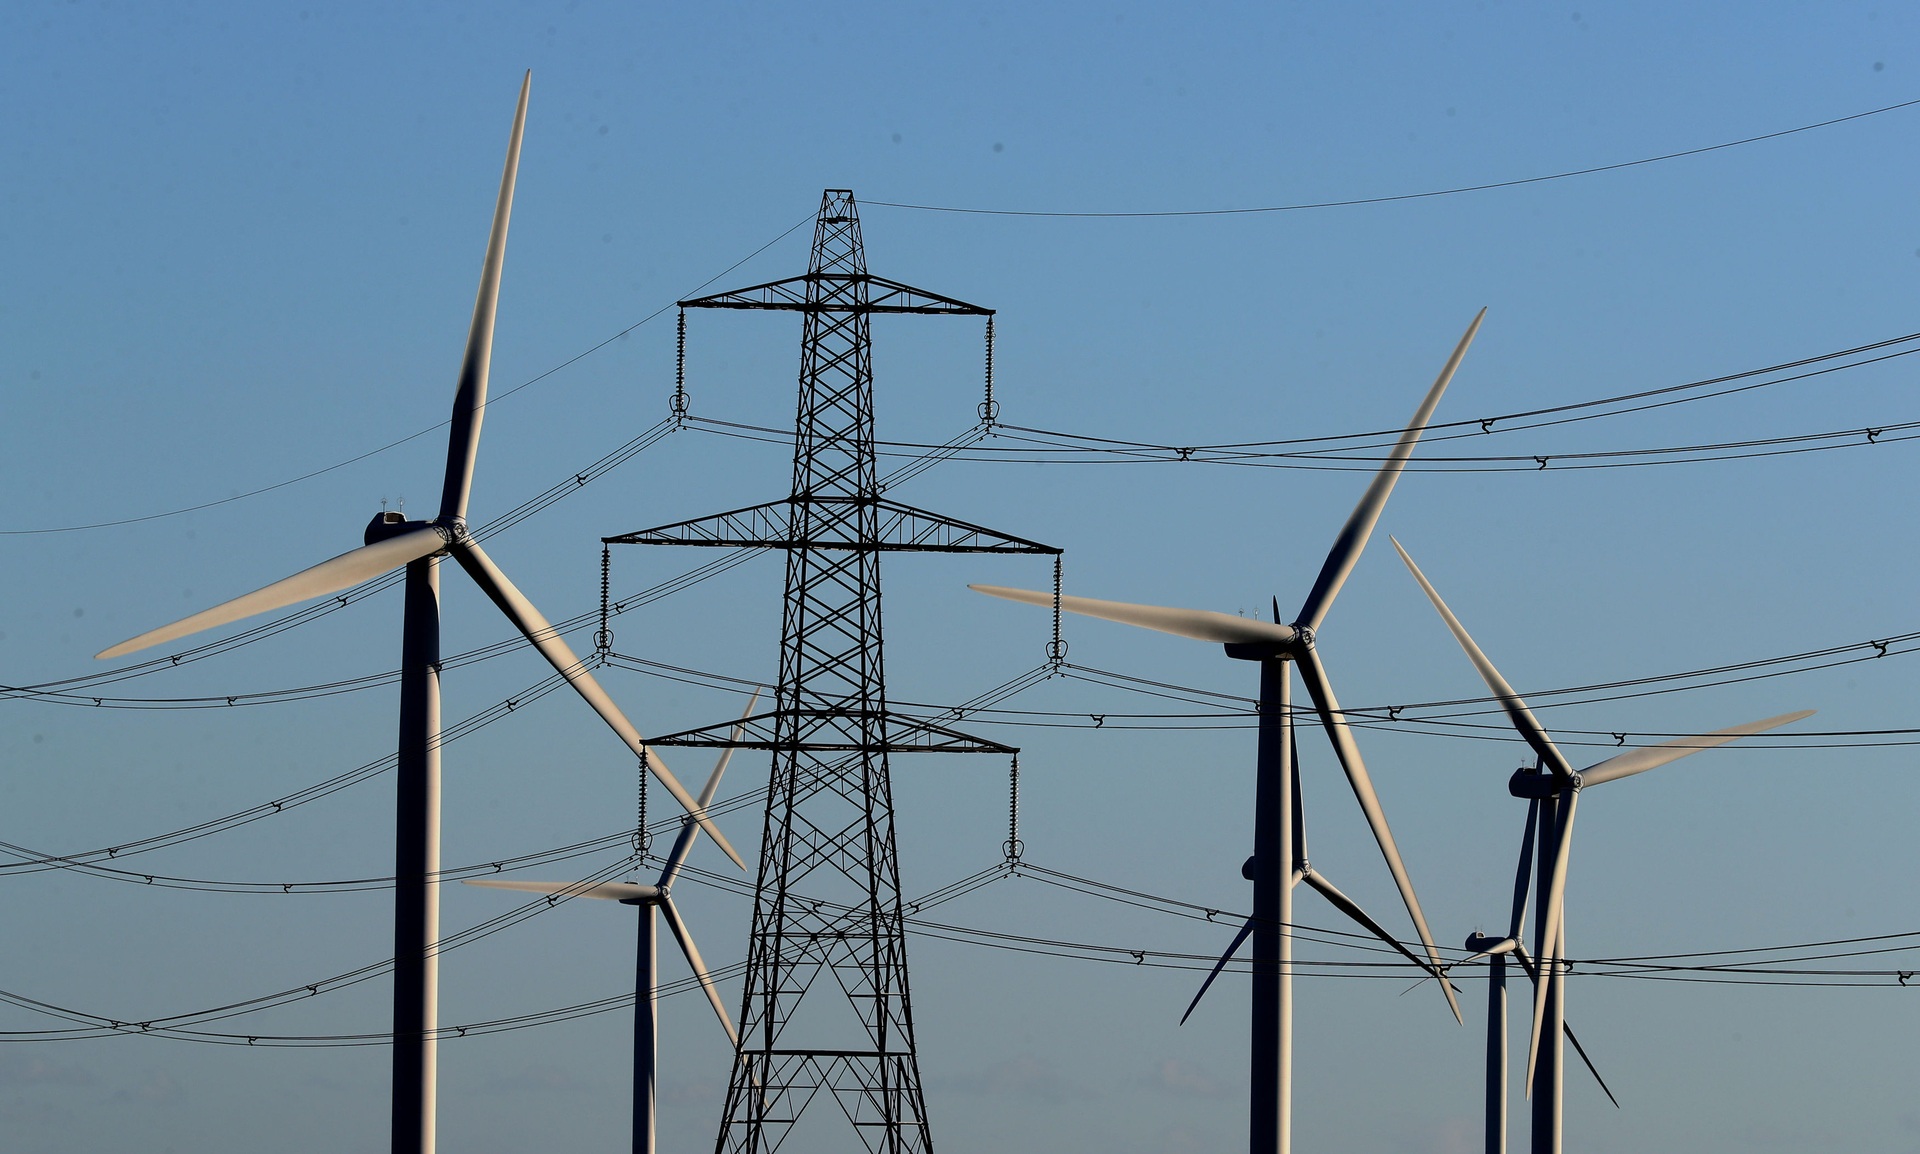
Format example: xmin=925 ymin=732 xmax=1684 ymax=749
xmin=606 ymin=190 xmax=1057 ymax=1154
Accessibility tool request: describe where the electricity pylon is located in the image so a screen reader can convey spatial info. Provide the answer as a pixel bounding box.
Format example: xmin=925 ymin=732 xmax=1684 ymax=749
xmin=606 ymin=189 xmax=1056 ymax=1154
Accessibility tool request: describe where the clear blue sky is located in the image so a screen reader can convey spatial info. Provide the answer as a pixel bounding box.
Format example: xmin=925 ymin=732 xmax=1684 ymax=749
xmin=3 ymin=2 xmax=1917 ymax=1152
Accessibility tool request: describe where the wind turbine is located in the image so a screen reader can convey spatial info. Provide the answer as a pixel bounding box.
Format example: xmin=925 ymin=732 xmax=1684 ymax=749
xmin=1455 ymin=782 xmax=1618 ymax=1154
xmin=466 ymin=693 xmax=756 ymax=1154
xmin=1390 ymin=537 xmax=1811 ymax=1154
xmin=93 ymin=74 xmax=740 ymax=1154
xmin=972 ymin=309 xmax=1486 ymax=1154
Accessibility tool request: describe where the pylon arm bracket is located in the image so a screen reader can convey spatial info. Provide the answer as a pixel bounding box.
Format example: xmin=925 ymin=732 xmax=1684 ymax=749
xmin=680 ymin=273 xmax=993 ymax=316
xmin=647 ymin=708 xmax=1017 ymax=755
xmin=605 ymin=497 xmax=1059 ymax=555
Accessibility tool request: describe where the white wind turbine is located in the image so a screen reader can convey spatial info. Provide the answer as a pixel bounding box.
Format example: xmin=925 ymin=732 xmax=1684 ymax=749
xmin=466 ymin=693 xmax=757 ymax=1154
xmin=1455 ymin=785 xmax=1619 ymax=1154
xmin=1390 ymin=537 xmax=1811 ymax=1154
xmin=93 ymin=74 xmax=740 ymax=1154
xmin=973 ymin=310 xmax=1486 ymax=1154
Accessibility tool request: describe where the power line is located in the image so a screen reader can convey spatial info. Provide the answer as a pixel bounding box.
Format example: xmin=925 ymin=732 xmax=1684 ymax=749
xmin=5 ymin=393 xmax=987 ymax=703
xmin=12 ymin=322 xmax=1910 ymax=701
xmin=11 ymin=613 xmax=1908 ymax=882
xmin=702 ymin=414 xmax=1920 ymax=472
xmin=684 ymin=326 xmax=1920 ymax=473
xmin=0 ymin=662 xmax=1050 ymax=881
xmin=0 ymin=671 xmax=571 ymax=874
xmin=1018 ymin=329 xmax=1920 ymax=451
xmin=1 ymin=545 xmax=766 ymax=710
xmin=0 ymin=418 xmax=677 ymax=698
xmin=866 ymin=97 xmax=1920 ymax=218
xmin=0 ymin=214 xmax=815 ymax=537
xmin=12 ymin=852 xmax=1910 ymax=1049
xmin=6 ymin=612 xmax=1901 ymax=889
xmin=0 ymin=861 xmax=1007 ymax=1047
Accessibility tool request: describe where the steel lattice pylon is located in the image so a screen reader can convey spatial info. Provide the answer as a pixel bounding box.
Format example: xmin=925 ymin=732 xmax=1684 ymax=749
xmin=607 ymin=190 xmax=1056 ymax=1154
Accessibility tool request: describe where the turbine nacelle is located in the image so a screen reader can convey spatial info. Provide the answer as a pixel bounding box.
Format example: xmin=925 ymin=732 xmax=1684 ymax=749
xmin=1462 ymin=932 xmax=1519 ymax=957
xmin=1508 ymin=768 xmax=1571 ymax=799
xmin=1223 ymin=624 xmax=1312 ymax=663
xmin=364 ymin=509 xmax=445 ymax=547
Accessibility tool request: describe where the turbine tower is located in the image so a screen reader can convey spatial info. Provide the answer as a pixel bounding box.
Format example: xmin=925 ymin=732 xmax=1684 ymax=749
xmin=971 ymin=312 xmax=1485 ymax=1154
xmin=1391 ymin=537 xmax=1810 ymax=1154
xmin=604 ymin=190 xmax=1057 ymax=1154
xmin=1456 ymin=783 xmax=1618 ymax=1154
xmin=93 ymin=76 xmax=734 ymax=1154
xmin=465 ymin=694 xmax=757 ymax=1154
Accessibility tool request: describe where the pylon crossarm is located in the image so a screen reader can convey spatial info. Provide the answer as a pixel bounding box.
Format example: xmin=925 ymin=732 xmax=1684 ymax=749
xmin=604 ymin=499 xmax=792 ymax=547
xmin=607 ymin=497 xmax=1057 ymax=555
xmin=682 ymin=272 xmax=991 ymax=316
xmin=647 ymin=708 xmax=1016 ymax=756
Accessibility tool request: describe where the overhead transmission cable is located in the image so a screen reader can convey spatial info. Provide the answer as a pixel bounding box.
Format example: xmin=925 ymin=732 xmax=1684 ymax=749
xmin=0 ymin=860 xmax=1010 ymax=1046
xmin=7 ymin=382 xmax=993 ymax=704
xmin=13 ymin=96 xmax=1909 ymax=533
xmin=2 ymin=542 xmax=763 ymax=709
xmin=11 ymin=613 xmax=1913 ymax=886
xmin=10 ymin=847 xmax=1913 ymax=1049
xmin=1 ymin=416 xmax=676 ymax=699
xmin=682 ymin=325 xmax=1920 ymax=476
xmin=0 ymin=670 xmax=571 ymax=874
xmin=8 ymin=323 xmax=1908 ymax=701
xmin=663 ymin=858 xmax=1920 ymax=989
xmin=1 ymin=214 xmax=817 ymax=537
xmin=867 ymin=96 xmax=1920 ymax=218
xmin=0 ymin=656 xmax=1053 ymax=883
xmin=0 ymin=859 xmax=653 ymax=1042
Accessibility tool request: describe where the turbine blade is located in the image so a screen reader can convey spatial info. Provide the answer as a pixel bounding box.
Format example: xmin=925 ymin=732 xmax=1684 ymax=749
xmin=969 ymin=584 xmax=1296 ymax=647
xmin=660 ymin=690 xmax=762 ymax=887
xmin=1563 ymin=1022 xmax=1620 ymax=1109
xmin=1300 ymin=869 xmax=1453 ymax=991
xmin=1294 ymin=647 xmax=1461 ymax=1023
xmin=439 ymin=72 xmax=531 ymax=525
xmin=1290 ymin=739 xmax=1307 ymax=865
xmin=1510 ymin=944 xmax=1616 ymax=1107
xmin=700 ymin=689 xmax=762 ymax=808
xmin=1525 ymin=790 xmax=1579 ymax=1087
xmin=96 ymin=526 xmax=444 ymax=660
xmin=1295 ymin=309 xmax=1484 ymax=633
xmin=462 ymin=878 xmax=657 ymax=902
xmin=1507 ymin=798 xmax=1539 ymax=940
xmin=1579 ymin=710 xmax=1815 ymax=787
xmin=1389 ymin=537 xmax=1576 ymax=781
xmin=451 ymin=538 xmax=744 ymax=869
xmin=1179 ymin=917 xmax=1255 ymax=1025
xmin=660 ymin=897 xmax=738 ymax=1046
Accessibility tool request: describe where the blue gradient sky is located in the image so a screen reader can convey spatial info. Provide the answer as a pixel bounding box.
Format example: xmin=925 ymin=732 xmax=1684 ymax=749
xmin=3 ymin=3 xmax=1918 ymax=1152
